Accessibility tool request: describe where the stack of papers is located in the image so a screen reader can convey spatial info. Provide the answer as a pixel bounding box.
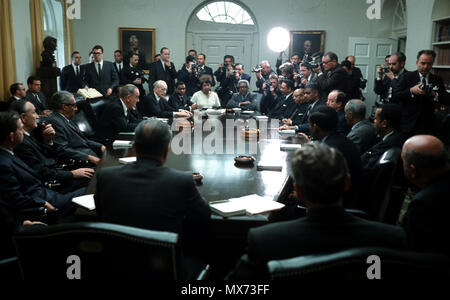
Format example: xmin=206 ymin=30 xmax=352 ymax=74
xmin=119 ymin=157 xmax=136 ymax=164
xmin=72 ymin=194 xmax=96 ymax=210
xmin=280 ymin=144 xmax=302 ymax=151
xmin=255 ymin=116 xmax=269 ymax=120
xmin=209 ymin=194 xmax=285 ymax=217
xmin=77 ymin=88 xmax=103 ymax=99
xmin=113 ymin=140 xmax=133 ymax=149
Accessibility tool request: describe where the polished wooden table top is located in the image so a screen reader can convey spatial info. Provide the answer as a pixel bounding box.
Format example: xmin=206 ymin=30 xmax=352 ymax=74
xmin=86 ymin=113 xmax=301 ymax=204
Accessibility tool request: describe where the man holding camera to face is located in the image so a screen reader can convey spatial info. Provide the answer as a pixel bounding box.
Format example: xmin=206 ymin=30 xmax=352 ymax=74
xmin=313 ymin=52 xmax=349 ymax=101
xmin=393 ymin=50 xmax=449 ymax=136
xmin=214 ymin=55 xmax=238 ymax=107
xmin=254 ymin=60 xmax=276 ymax=93
xmin=374 ymin=52 xmax=407 ymax=105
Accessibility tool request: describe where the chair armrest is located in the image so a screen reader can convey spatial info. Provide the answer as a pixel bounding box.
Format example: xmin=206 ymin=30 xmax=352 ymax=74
xmin=196 ymin=264 xmax=211 ymax=280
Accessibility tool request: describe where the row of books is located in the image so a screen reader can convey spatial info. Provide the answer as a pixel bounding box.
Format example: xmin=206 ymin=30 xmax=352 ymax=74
xmin=436 ymin=48 xmax=450 ymax=66
xmin=436 ymin=24 xmax=450 ymax=42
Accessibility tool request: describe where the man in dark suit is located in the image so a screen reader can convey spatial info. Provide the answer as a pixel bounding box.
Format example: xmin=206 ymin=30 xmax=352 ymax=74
xmin=150 ymin=47 xmax=178 ymax=95
xmin=361 ymin=104 xmax=407 ymax=171
xmin=313 ymin=52 xmax=349 ymax=101
xmin=374 ymin=52 xmax=407 ymax=105
xmin=121 ymin=53 xmax=146 ymax=99
xmin=401 ymin=135 xmax=450 ymax=257
xmin=300 ymin=106 xmax=363 ymax=207
xmin=196 ymin=53 xmax=215 ymax=87
xmin=12 ymin=100 xmax=94 ymax=193
xmin=113 ymin=50 xmax=125 ymax=85
xmin=281 ymin=88 xmax=309 ymax=126
xmin=345 ymin=100 xmax=377 ymax=154
xmin=0 ymin=111 xmax=84 ymax=216
xmin=47 ymin=91 xmax=105 ymax=166
xmin=393 ymin=50 xmax=449 ymax=136
xmin=83 ymin=45 xmax=119 ymax=98
xmin=94 ymin=118 xmax=211 ymax=244
xmin=25 ymin=76 xmax=51 ymax=116
xmin=326 ymin=89 xmax=349 ymax=135
xmin=228 ymin=143 xmax=406 ymax=279
xmin=234 ymin=63 xmax=251 ymax=84
xmin=60 ymin=51 xmax=86 ymax=93
xmin=2 ymin=83 xmax=26 ymax=111
xmin=97 ymin=84 xmax=143 ymax=141
xmin=214 ymin=55 xmax=238 ymax=107
xmin=298 ymin=62 xmax=317 ymax=89
xmin=279 ymin=83 xmax=326 ymax=133
xmin=260 ymin=79 xmax=296 ymax=119
xmin=137 ymin=80 xmax=191 ymax=119
xmin=345 ymin=56 xmax=367 ymax=100
xmin=168 ymin=81 xmax=196 ymax=112
xmin=255 ymin=60 xmax=276 ymax=93
xmin=226 ymin=79 xmax=257 ymax=111
xmin=177 ymin=55 xmax=201 ymax=97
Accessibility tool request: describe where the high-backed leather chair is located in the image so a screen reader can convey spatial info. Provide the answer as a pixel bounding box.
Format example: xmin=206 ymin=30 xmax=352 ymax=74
xmin=267 ymin=247 xmax=450 ymax=280
xmin=14 ymin=222 xmax=183 ymax=279
xmin=366 ymin=148 xmax=402 ymax=221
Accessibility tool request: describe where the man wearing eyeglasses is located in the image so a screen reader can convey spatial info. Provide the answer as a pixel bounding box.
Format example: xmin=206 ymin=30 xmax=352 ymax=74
xmin=226 ymin=80 xmax=257 ymax=111
xmin=313 ymin=52 xmax=349 ymax=101
xmin=47 ymin=91 xmax=105 ymax=166
xmin=83 ymin=45 xmax=119 ymax=98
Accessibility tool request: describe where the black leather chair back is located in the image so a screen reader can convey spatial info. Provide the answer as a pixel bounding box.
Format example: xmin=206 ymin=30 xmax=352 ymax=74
xmin=71 ymin=109 xmax=95 ymax=138
xmin=367 ymin=148 xmax=401 ymax=221
xmin=89 ymin=98 xmax=109 ymax=122
xmin=14 ymin=222 xmax=180 ymax=279
xmin=268 ymin=247 xmax=450 ymax=280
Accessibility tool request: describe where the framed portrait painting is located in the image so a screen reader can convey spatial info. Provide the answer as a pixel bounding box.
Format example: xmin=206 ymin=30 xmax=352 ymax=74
xmin=119 ymin=27 xmax=156 ymax=71
xmin=290 ymin=31 xmax=325 ymax=61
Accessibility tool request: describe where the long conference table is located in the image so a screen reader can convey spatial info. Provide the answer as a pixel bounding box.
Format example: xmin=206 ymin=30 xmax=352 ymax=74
xmin=81 ymin=111 xmax=303 ymax=274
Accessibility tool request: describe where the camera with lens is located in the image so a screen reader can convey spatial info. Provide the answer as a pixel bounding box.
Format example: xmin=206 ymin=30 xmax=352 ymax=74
xmin=381 ymin=65 xmax=390 ymax=73
xmin=420 ymin=83 xmax=436 ymax=96
xmin=252 ymin=65 xmax=263 ymax=73
xmin=263 ymin=80 xmax=272 ymax=92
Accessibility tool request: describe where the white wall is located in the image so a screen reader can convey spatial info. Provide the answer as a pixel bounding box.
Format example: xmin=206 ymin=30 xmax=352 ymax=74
xmin=12 ymin=0 xmax=34 ymax=84
xmin=72 ymin=0 xmax=390 ymax=69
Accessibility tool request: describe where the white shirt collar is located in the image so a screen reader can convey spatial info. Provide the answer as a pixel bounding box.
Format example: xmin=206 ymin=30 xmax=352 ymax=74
xmin=120 ymin=98 xmax=128 ymax=117
xmin=154 ymin=92 xmax=160 ymax=102
xmin=58 ymin=112 xmax=70 ymax=123
xmin=72 ymin=63 xmax=80 ymax=71
xmin=0 ymin=147 xmax=14 ymax=156
xmin=383 ymin=130 xmax=394 ymax=141
xmin=24 ymin=131 xmax=30 ymax=137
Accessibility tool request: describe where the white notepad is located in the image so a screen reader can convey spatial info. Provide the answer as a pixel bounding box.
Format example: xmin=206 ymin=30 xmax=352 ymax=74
xmin=209 ymin=194 xmax=285 ymax=217
xmin=72 ymin=194 xmax=96 ymax=210
xmin=278 ymin=130 xmax=296 ymax=136
xmin=280 ymin=144 xmax=302 ymax=151
xmin=257 ymin=162 xmax=283 ymax=171
xmin=113 ymin=140 xmax=133 ymax=149
xmin=119 ymin=157 xmax=136 ymax=164
xmin=255 ymin=116 xmax=269 ymax=120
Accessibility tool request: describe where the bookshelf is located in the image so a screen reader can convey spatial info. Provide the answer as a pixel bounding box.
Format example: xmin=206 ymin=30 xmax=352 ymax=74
xmin=432 ymin=16 xmax=450 ymax=90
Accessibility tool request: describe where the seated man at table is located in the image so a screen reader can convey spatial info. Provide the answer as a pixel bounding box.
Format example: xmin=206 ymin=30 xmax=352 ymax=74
xmin=0 ymin=111 xmax=84 ymax=219
xmin=137 ymin=80 xmax=192 ymax=119
xmin=47 ymin=91 xmax=105 ymax=166
xmin=94 ymin=119 xmax=211 ymax=247
xmin=401 ymin=135 xmax=450 ymax=257
xmin=226 ymin=79 xmax=257 ymax=111
xmin=12 ymin=99 xmax=94 ymax=193
xmin=96 ymin=84 xmax=143 ymax=141
xmin=227 ymin=143 xmax=406 ymax=279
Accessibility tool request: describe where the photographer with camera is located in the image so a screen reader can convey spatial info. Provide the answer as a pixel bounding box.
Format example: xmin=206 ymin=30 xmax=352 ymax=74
xmin=313 ymin=52 xmax=349 ymax=101
xmin=298 ymin=62 xmax=317 ymax=89
xmin=276 ymin=52 xmax=301 ymax=75
xmin=345 ymin=56 xmax=367 ymax=100
xmin=178 ymin=55 xmax=201 ymax=97
xmin=121 ymin=53 xmax=147 ymax=99
xmin=393 ymin=50 xmax=449 ymax=136
xmin=254 ymin=60 xmax=276 ymax=93
xmin=374 ymin=52 xmax=407 ymax=105
xmin=214 ymin=55 xmax=238 ymax=107
xmin=260 ymin=78 xmax=296 ymax=119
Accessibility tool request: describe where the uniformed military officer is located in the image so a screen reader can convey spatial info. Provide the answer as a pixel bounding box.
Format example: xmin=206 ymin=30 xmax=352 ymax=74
xmin=121 ymin=53 xmax=147 ymax=99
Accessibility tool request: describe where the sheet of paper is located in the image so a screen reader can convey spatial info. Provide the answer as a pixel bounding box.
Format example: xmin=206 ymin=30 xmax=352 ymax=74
xmin=119 ymin=157 xmax=137 ymax=164
xmin=72 ymin=194 xmax=96 ymax=210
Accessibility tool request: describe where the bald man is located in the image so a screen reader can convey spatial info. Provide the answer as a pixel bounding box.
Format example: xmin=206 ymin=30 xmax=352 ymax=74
xmin=401 ymin=135 xmax=450 ymax=257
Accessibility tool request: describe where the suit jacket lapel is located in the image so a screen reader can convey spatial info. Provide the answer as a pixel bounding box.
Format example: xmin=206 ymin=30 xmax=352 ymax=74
xmin=11 ymin=154 xmax=40 ymax=178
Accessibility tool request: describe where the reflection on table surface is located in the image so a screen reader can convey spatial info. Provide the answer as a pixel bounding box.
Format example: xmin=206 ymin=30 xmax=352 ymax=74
xmin=86 ymin=113 xmax=304 ymax=204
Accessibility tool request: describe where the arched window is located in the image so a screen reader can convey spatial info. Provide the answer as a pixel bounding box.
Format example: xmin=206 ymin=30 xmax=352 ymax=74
xmin=196 ymin=1 xmax=254 ymax=25
xmin=393 ymin=0 xmax=407 ymax=32
xmin=43 ymin=0 xmax=65 ymax=68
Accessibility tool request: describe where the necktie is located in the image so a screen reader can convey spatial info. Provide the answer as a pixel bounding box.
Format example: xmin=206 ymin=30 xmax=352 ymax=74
xmin=422 ymin=76 xmax=427 ymax=87
xmin=34 ymin=94 xmax=41 ymax=103
xmin=97 ymin=63 xmax=102 ymax=79
xmin=76 ymin=66 xmax=80 ymax=77
xmin=119 ymin=64 xmax=122 ymax=73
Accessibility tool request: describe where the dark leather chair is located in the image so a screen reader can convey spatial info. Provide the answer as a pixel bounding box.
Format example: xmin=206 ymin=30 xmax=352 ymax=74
xmin=0 ymin=257 xmax=20 ymax=280
xmin=267 ymin=247 xmax=450 ymax=280
xmin=13 ymin=222 xmax=194 ymax=279
xmin=366 ymin=148 xmax=402 ymax=222
xmin=71 ymin=109 xmax=96 ymax=138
